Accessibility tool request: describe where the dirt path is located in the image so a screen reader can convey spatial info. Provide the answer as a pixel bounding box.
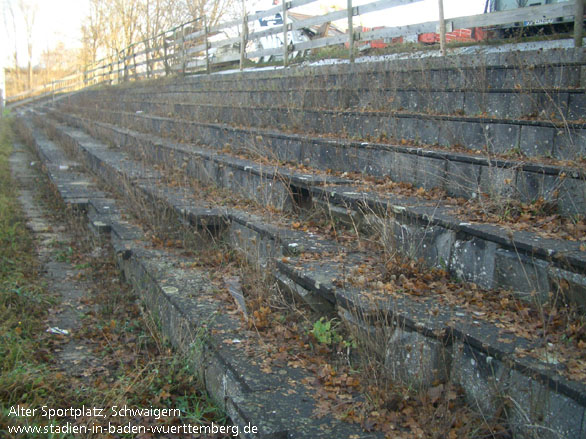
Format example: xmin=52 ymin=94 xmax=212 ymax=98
xmin=9 ymin=140 xmax=105 ymax=381
xmin=6 ymin=132 xmax=229 ymax=439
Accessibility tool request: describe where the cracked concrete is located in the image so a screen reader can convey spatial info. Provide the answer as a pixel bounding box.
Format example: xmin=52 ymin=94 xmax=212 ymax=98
xmin=9 ymin=140 xmax=102 ymax=379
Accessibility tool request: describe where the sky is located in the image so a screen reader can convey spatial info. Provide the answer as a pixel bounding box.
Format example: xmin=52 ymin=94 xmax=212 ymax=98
xmin=1 ymin=0 xmax=487 ymax=68
xmin=1 ymin=0 xmax=89 ymax=66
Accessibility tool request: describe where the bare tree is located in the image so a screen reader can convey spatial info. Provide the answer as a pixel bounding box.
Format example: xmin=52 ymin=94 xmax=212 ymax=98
xmin=141 ymin=0 xmax=190 ymax=41
xmin=185 ymin=0 xmax=235 ymax=28
xmin=40 ymin=42 xmax=80 ymax=83
xmin=81 ymin=0 xmax=107 ymax=65
xmin=17 ymin=0 xmax=38 ymax=90
xmin=80 ymin=0 xmax=235 ymax=75
xmin=2 ymin=0 xmax=20 ymax=86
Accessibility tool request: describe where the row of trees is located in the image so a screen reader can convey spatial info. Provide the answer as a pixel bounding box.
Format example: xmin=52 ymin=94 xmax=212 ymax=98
xmin=2 ymin=0 xmax=38 ymax=91
xmin=2 ymin=0 xmax=237 ymax=96
xmin=80 ymin=0 xmax=237 ymax=66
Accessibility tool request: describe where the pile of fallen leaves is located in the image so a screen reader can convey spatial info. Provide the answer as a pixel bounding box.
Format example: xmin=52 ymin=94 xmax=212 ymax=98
xmin=459 ymin=196 xmax=586 ymax=242
xmin=103 ymin=122 xmax=585 ymax=436
xmin=140 ymin=152 xmax=586 ymax=385
xmin=230 ymin=284 xmax=511 ymax=439
xmin=348 ymin=173 xmax=585 ymax=242
xmin=337 ymin=253 xmax=586 ymax=383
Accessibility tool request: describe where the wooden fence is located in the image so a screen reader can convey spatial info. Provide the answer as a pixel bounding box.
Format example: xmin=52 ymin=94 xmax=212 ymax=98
xmin=6 ymin=0 xmax=583 ymax=106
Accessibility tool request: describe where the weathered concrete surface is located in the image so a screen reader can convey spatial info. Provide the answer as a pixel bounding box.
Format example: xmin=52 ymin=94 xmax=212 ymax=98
xmin=55 ymin=105 xmax=586 ymax=217
xmin=9 ymin=137 xmax=106 ymax=381
xmin=313 ymin=184 xmax=586 ymax=308
xmin=33 ymin=108 xmax=586 ymax=319
xmin=15 ymin=115 xmax=379 ymax=439
xmin=70 ymin=46 xmax=586 ymax=116
xmin=63 ymin=97 xmax=586 ymax=162
xmin=14 ymin=45 xmax=586 ymax=437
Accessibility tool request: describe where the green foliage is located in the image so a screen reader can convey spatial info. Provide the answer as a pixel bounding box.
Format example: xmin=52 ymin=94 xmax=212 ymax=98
xmin=0 ymin=117 xmax=67 ymax=435
xmin=55 ymin=245 xmax=74 ymax=262
xmin=310 ymin=317 xmax=343 ymax=345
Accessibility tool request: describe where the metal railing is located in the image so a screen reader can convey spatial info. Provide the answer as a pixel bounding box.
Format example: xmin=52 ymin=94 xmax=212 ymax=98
xmin=6 ymin=0 xmax=582 ymax=106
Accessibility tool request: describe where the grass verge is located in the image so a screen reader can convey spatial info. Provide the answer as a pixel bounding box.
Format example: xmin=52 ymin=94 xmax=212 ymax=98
xmin=0 ymin=116 xmax=228 ymax=438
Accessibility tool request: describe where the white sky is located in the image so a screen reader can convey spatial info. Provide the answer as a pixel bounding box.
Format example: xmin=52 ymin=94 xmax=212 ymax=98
xmin=1 ymin=0 xmax=487 ymax=67
xmin=1 ymin=0 xmax=89 ymax=66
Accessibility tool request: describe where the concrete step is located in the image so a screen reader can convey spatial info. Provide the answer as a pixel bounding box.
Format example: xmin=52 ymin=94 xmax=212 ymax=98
xmin=49 ymin=109 xmax=351 ymax=212
xmin=45 ymin=108 xmax=586 ymax=311
xmin=67 ymin=96 xmax=586 ymax=161
xmin=53 ymin=104 xmax=586 ymax=218
xmin=17 ymin=111 xmax=586 ymax=439
xmin=133 ymin=46 xmax=586 ymax=92
xmin=72 ymin=82 xmax=586 ymax=122
xmin=14 ymin=117 xmax=378 ymax=439
xmin=75 ymin=46 xmax=586 ymax=120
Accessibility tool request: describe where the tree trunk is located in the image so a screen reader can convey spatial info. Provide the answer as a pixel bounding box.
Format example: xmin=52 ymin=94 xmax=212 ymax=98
xmin=28 ymin=61 xmax=33 ymax=90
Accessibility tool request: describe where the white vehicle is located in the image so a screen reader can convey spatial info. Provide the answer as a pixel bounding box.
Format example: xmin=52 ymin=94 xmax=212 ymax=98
xmin=486 ymin=0 xmax=579 ymax=32
xmin=252 ymin=0 xmax=311 ymax=62
xmin=488 ymin=0 xmax=565 ymax=12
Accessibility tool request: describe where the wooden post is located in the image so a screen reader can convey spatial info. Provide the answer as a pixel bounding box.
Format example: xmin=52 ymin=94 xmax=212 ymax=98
xmin=282 ymin=0 xmax=289 ymax=67
xmin=123 ymin=49 xmax=128 ymax=82
xmin=240 ymin=1 xmax=248 ymax=71
xmin=576 ymin=0 xmax=584 ymax=48
xmin=163 ymin=34 xmax=170 ymax=76
xmin=438 ymin=0 xmax=446 ymax=56
xmin=204 ymin=19 xmax=211 ymax=75
xmin=181 ymin=25 xmax=187 ymax=75
xmin=119 ymin=51 xmax=123 ymax=82
xmin=133 ymin=47 xmax=137 ymax=80
xmin=118 ymin=51 xmax=122 ymax=84
xmin=347 ymin=0 xmax=354 ymax=63
xmin=145 ymin=41 xmax=151 ymax=78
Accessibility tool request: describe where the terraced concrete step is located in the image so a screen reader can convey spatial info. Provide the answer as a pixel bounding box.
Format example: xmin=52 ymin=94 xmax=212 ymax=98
xmin=54 ymin=104 xmax=586 ymax=218
xmin=22 ymin=111 xmax=586 ymax=439
xmin=78 ymin=95 xmax=586 ymax=160
xmin=49 ymin=110 xmax=349 ymax=212
xmin=50 ymin=108 xmax=586 ymax=311
xmin=162 ymin=46 xmax=586 ymax=91
xmin=33 ymin=115 xmax=348 ymax=279
xmin=79 ymin=79 xmax=586 ymax=121
xmin=15 ymin=116 xmax=380 ymax=439
xmin=74 ymin=46 xmax=585 ymax=119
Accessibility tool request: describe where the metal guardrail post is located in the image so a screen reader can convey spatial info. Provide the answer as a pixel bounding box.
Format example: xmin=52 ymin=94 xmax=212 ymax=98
xmin=181 ymin=25 xmax=187 ymax=75
xmin=283 ymin=0 xmax=289 ymax=67
xmin=133 ymin=48 xmax=137 ymax=80
xmin=122 ymin=49 xmax=128 ymax=82
xmin=576 ymin=0 xmax=584 ymax=47
xmin=145 ymin=41 xmax=151 ymax=78
xmin=348 ymin=0 xmax=354 ymax=63
xmin=205 ymin=19 xmax=211 ymax=75
xmin=240 ymin=5 xmax=248 ymax=71
xmin=438 ymin=0 xmax=446 ymax=56
xmin=163 ymin=34 xmax=170 ymax=76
